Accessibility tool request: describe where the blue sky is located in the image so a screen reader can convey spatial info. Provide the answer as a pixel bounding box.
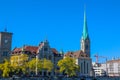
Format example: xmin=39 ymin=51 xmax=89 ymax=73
xmin=0 ymin=0 xmax=120 ymax=62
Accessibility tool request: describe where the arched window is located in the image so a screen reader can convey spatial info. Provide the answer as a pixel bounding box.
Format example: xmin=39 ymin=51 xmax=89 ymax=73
xmin=81 ymin=63 xmax=83 ymax=73
xmin=84 ymin=61 xmax=85 ymax=74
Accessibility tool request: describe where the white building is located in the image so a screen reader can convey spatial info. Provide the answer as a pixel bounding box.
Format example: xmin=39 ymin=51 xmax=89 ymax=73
xmin=92 ymin=62 xmax=106 ymax=76
xmin=107 ymin=59 xmax=120 ymax=76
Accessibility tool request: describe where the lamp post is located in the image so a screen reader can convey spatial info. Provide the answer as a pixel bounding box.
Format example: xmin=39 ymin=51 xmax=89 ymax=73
xmin=36 ymin=54 xmax=38 ymax=76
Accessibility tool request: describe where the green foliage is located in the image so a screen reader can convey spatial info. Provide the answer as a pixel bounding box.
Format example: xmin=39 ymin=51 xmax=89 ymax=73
xmin=0 ymin=59 xmax=12 ymax=77
xmin=57 ymin=57 xmax=80 ymax=77
xmin=0 ymin=54 xmax=54 ymax=77
xmin=28 ymin=58 xmax=42 ymax=72
xmin=28 ymin=58 xmax=53 ymax=72
xmin=42 ymin=58 xmax=54 ymax=72
xmin=10 ymin=54 xmax=29 ymax=75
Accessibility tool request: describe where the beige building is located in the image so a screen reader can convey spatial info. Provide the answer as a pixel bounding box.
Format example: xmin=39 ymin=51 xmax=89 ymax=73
xmin=0 ymin=30 xmax=13 ymax=63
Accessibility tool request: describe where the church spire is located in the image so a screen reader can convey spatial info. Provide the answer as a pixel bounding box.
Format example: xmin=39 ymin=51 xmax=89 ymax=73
xmin=81 ymin=8 xmax=90 ymax=57
xmin=82 ymin=9 xmax=89 ymax=40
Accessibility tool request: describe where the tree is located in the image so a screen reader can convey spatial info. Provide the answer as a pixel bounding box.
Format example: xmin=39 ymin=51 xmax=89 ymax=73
xmin=0 ymin=59 xmax=12 ymax=77
xmin=28 ymin=58 xmax=54 ymax=73
xmin=28 ymin=58 xmax=42 ymax=72
xmin=57 ymin=57 xmax=80 ymax=77
xmin=10 ymin=53 xmax=29 ymax=75
xmin=42 ymin=58 xmax=53 ymax=72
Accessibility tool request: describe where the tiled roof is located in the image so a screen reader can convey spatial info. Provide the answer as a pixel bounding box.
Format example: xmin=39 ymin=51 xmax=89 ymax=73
xmin=107 ymin=59 xmax=120 ymax=63
xmin=65 ymin=50 xmax=89 ymax=58
xmin=12 ymin=46 xmax=58 ymax=55
xmin=74 ymin=50 xmax=89 ymax=58
xmin=24 ymin=46 xmax=39 ymax=53
xmin=12 ymin=46 xmax=39 ymax=54
xmin=51 ymin=48 xmax=58 ymax=55
xmin=13 ymin=48 xmax=22 ymax=52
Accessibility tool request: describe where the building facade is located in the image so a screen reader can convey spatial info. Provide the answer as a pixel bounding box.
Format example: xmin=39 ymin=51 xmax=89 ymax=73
xmin=64 ymin=11 xmax=92 ymax=76
xmin=92 ymin=62 xmax=106 ymax=76
xmin=11 ymin=40 xmax=63 ymax=76
xmin=38 ymin=40 xmax=63 ymax=76
xmin=0 ymin=30 xmax=13 ymax=62
xmin=107 ymin=59 xmax=120 ymax=76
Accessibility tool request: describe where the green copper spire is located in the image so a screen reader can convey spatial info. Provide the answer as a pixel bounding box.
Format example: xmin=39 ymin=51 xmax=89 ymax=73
xmin=82 ymin=10 xmax=89 ymax=40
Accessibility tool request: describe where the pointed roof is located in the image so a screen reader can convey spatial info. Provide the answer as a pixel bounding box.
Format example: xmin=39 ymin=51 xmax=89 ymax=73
xmin=82 ymin=10 xmax=89 ymax=40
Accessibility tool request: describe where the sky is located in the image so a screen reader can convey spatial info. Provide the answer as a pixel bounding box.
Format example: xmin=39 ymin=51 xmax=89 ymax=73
xmin=0 ymin=0 xmax=120 ymax=62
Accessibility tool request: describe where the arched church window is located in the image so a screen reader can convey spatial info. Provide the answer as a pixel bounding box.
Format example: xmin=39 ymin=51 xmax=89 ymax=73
xmin=84 ymin=61 xmax=85 ymax=74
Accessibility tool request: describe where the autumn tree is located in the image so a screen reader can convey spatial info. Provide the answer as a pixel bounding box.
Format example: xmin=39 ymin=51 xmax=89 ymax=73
xmin=57 ymin=57 xmax=80 ymax=77
xmin=28 ymin=58 xmax=42 ymax=72
xmin=10 ymin=53 xmax=29 ymax=75
xmin=42 ymin=58 xmax=53 ymax=72
xmin=28 ymin=58 xmax=53 ymax=73
xmin=0 ymin=59 xmax=12 ymax=77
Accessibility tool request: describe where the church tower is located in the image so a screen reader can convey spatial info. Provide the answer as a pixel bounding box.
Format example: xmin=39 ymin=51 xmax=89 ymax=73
xmin=81 ymin=10 xmax=90 ymax=57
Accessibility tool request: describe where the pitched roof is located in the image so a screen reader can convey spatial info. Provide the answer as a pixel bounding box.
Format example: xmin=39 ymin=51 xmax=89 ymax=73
xmin=13 ymin=48 xmax=22 ymax=52
xmin=12 ymin=46 xmax=39 ymax=54
xmin=65 ymin=50 xmax=89 ymax=58
xmin=51 ymin=48 xmax=58 ymax=55
xmin=107 ymin=59 xmax=120 ymax=63
xmin=24 ymin=46 xmax=39 ymax=53
xmin=12 ymin=46 xmax=58 ymax=55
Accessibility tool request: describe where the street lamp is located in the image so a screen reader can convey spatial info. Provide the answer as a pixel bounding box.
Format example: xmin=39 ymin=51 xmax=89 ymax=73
xmin=36 ymin=54 xmax=38 ymax=76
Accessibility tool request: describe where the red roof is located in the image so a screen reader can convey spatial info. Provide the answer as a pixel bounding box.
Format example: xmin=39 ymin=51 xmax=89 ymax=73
xmin=65 ymin=50 xmax=90 ymax=58
xmin=51 ymin=48 xmax=58 ymax=54
xmin=13 ymin=46 xmax=39 ymax=54
xmin=24 ymin=46 xmax=39 ymax=53
xmin=13 ymin=48 xmax=22 ymax=52
xmin=12 ymin=46 xmax=58 ymax=55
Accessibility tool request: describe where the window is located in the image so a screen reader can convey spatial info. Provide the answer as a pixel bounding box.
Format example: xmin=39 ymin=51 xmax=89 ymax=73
xmin=87 ymin=63 xmax=89 ymax=74
xmin=85 ymin=45 xmax=88 ymax=49
xmin=118 ymin=63 xmax=120 ymax=73
xmin=44 ymin=48 xmax=48 ymax=51
xmin=81 ymin=63 xmax=83 ymax=73
xmin=84 ymin=61 xmax=85 ymax=74
xmin=109 ymin=63 xmax=113 ymax=73
xmin=49 ymin=55 xmax=52 ymax=60
xmin=3 ymin=51 xmax=8 ymax=56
